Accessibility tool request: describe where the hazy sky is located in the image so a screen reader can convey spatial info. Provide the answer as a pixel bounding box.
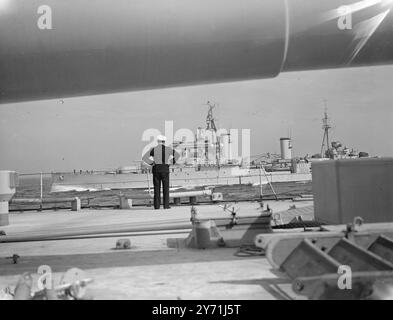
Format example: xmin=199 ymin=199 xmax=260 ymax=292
xmin=1 ymin=65 xmax=392 ymax=173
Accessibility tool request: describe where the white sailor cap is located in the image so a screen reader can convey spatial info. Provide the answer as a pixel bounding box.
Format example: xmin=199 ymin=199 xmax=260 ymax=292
xmin=157 ymin=135 xmax=167 ymax=142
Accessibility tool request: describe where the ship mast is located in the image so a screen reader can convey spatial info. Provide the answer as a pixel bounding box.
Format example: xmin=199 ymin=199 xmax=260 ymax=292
xmin=205 ymin=101 xmax=220 ymax=166
xmin=206 ymin=101 xmax=217 ymax=132
xmin=320 ymin=102 xmax=331 ymax=158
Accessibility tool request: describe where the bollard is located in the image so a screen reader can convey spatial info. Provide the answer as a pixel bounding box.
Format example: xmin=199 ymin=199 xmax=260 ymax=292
xmin=0 ymin=171 xmax=17 ymax=226
xmin=116 ymin=238 xmax=131 ymax=249
xmin=71 ymin=197 xmax=81 ymax=211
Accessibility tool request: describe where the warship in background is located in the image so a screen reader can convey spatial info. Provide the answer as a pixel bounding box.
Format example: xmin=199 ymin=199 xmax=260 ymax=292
xmin=50 ymin=103 xmax=312 ymax=193
xmin=310 ymin=108 xmax=370 ymax=161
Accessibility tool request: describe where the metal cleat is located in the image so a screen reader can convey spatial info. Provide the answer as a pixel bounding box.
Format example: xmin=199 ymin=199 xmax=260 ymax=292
xmin=115 ymin=238 xmax=131 ymax=250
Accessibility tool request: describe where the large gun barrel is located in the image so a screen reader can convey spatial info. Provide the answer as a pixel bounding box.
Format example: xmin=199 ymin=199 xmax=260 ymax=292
xmin=0 ymin=0 xmax=392 ymax=103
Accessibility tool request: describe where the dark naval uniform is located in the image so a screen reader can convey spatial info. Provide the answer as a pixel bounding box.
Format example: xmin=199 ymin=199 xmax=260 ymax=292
xmin=143 ymin=144 xmax=180 ymax=209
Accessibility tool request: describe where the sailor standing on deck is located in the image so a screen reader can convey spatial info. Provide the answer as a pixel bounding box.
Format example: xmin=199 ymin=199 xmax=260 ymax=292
xmin=142 ymin=135 xmax=180 ymax=209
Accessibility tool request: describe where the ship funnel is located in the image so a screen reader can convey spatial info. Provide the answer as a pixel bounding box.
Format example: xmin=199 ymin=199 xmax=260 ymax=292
xmin=280 ymin=138 xmax=292 ymax=160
